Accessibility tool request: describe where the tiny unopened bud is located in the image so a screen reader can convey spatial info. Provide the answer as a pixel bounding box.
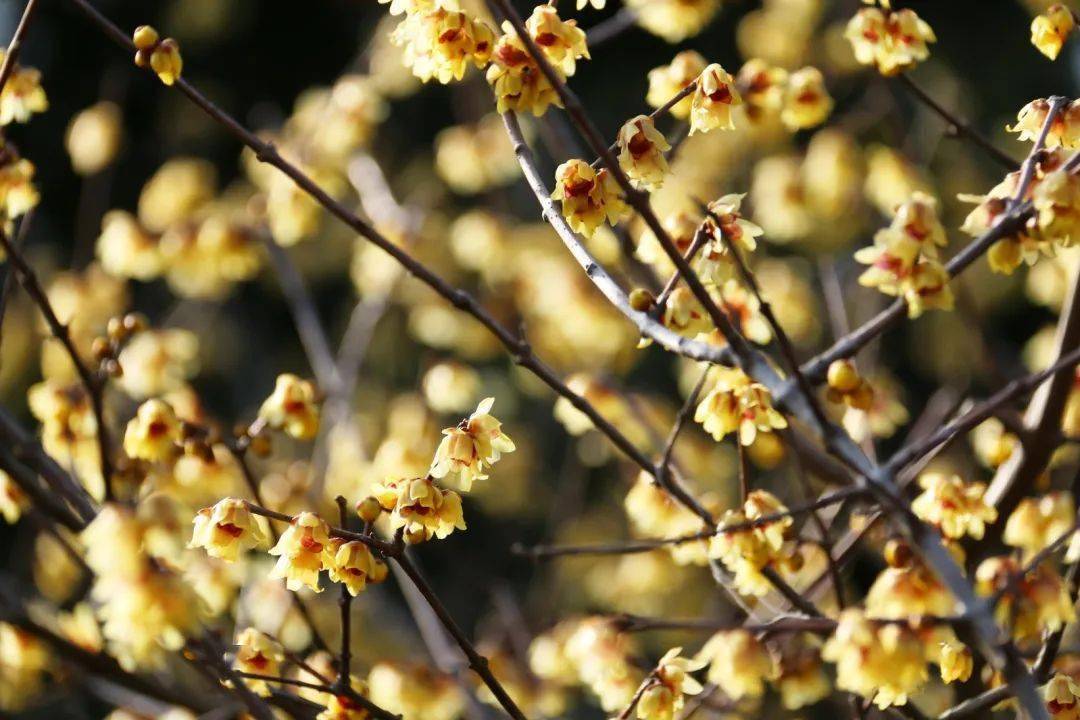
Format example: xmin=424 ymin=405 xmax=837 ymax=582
xmin=369 ymin=558 xmax=389 ymax=584
xmin=629 ymin=288 xmax=656 ymax=312
xmin=356 ymin=496 xmax=383 ymax=524
xmin=106 ymin=316 xmax=124 ymax=341
xmin=91 ymin=336 xmax=112 ymax=360
xmin=123 ymin=312 xmax=148 ymax=334
xmin=884 ymin=538 xmax=912 ymax=568
xmin=827 ymin=359 xmax=861 ymax=394
xmin=103 ymin=358 xmax=123 ymax=378
xmin=132 ymin=25 xmax=160 ymax=51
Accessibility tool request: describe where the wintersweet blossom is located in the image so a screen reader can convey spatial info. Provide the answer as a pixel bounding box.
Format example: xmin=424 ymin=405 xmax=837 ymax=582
xmin=689 ymin=64 xmax=742 ymax=135
xmin=391 ymin=8 xmax=494 ymax=84
xmin=625 ymin=0 xmax=719 ymax=44
xmin=258 ymin=373 xmax=321 ymax=441
xmin=694 ymin=366 xmax=787 ymax=446
xmin=1003 ymin=491 xmax=1076 ymax=559
xmin=0 ymin=49 xmax=47 ymax=126
xmin=326 ymin=539 xmax=388 ymax=596
xmin=780 ymin=67 xmax=833 ymax=131
xmin=735 ymin=59 xmax=787 ymax=123
xmin=429 ymin=396 xmax=515 ymax=490
xmin=911 ymin=472 xmax=997 ymax=540
xmin=123 ymin=398 xmax=181 ymax=462
xmin=822 ymin=610 xmax=928 ymax=709
xmin=268 ymin=511 xmax=332 ymax=592
xmin=646 ymin=51 xmax=706 ymax=120
xmin=189 ymin=498 xmax=266 ymax=562
xmin=616 ymin=115 xmax=670 ymax=191
xmin=373 ymin=476 xmax=466 ymax=543
xmin=637 ymin=648 xmax=705 ymax=720
xmin=1009 ymin=99 xmax=1080 ymax=149
xmin=233 ymin=628 xmax=284 ymax=697
xmin=1045 ymin=674 xmax=1080 ymax=718
xmin=1032 ymin=4 xmax=1076 ymax=60
xmin=551 ymin=159 xmax=628 ymax=238
xmin=695 ymin=630 xmax=774 ymax=700
xmin=0 ymin=470 xmax=27 ymax=524
xmin=525 ymin=5 xmax=589 ymax=77
xmin=487 ymin=24 xmax=562 ymax=116
xmin=710 ymin=490 xmax=794 ymax=597
xmin=844 ymin=2 xmax=936 ymax=76
xmin=976 ymin=556 xmax=1076 ymax=641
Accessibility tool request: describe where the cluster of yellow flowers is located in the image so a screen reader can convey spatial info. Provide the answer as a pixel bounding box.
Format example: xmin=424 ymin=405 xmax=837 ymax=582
xmin=0 ymin=47 xmax=47 ymax=126
xmin=855 ymin=191 xmax=954 ymax=318
xmin=710 ymin=489 xmax=794 ymax=597
xmin=844 ymin=0 xmax=936 ymax=76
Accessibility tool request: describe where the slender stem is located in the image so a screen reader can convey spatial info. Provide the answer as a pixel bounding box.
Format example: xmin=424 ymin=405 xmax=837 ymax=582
xmin=0 ymin=0 xmax=41 ymax=97
xmin=0 ymin=226 xmax=113 ymax=499
xmin=392 ymin=550 xmax=530 ymax=720
xmin=897 ymin=73 xmax=1018 ymax=170
xmin=335 ymin=496 xmax=352 ymax=689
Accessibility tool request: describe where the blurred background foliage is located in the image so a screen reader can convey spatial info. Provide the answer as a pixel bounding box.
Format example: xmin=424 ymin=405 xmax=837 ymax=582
xmin=2 ymin=0 xmax=1080 ymax=717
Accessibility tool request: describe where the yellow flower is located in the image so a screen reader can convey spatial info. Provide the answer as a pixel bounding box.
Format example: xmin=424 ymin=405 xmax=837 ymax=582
xmin=392 ymin=8 xmax=495 ymax=84
xmin=689 ymin=64 xmax=741 ymax=135
xmin=368 ymin=662 xmax=465 ymax=720
xmin=1004 ymin=491 xmax=1076 ymax=559
xmin=486 ymin=24 xmax=563 ymax=116
xmin=821 ymin=610 xmax=928 ymax=709
xmin=616 ymin=115 xmax=670 ymax=191
xmin=123 ymin=398 xmax=181 ymax=462
xmin=845 ymin=5 xmax=936 ymax=76
xmin=1045 ymin=674 xmax=1080 ymax=718
xmin=96 ymin=211 xmax=163 ymax=281
xmin=553 ymin=373 xmax=627 ymax=436
xmin=429 ymin=396 xmax=514 ymax=490
xmin=855 ymin=197 xmax=954 ymax=319
xmin=624 ymin=472 xmax=710 ymax=566
xmin=695 ymin=630 xmax=774 ymax=700
xmin=326 ymin=539 xmax=388 ymax=596
xmin=258 ymin=373 xmax=321 ymax=441
xmin=0 ymin=147 xmax=39 ymax=223
xmin=233 ymin=628 xmax=284 ymax=697
xmin=375 ymin=476 xmax=466 ymax=543
xmin=710 ymin=490 xmax=793 ymax=597
xmin=551 ymin=159 xmax=628 ymax=238
xmin=694 ymin=366 xmax=787 ymax=446
xmin=0 ymin=470 xmax=27 ymax=524
xmin=911 ymin=473 xmax=997 ymax=540
xmin=0 ymin=49 xmax=47 ymax=125
xmin=780 ymin=67 xmax=833 ymax=131
xmin=865 ymin=562 xmax=956 ymax=620
xmin=1034 ymin=168 xmax=1080 ymax=247
xmin=421 ymin=361 xmax=481 ymax=414
xmin=971 ymin=418 xmax=1019 ymax=468
xmin=189 ymin=497 xmax=266 ymax=562
xmin=976 ymin=556 xmax=1076 ymax=642
xmin=646 ymin=51 xmax=707 ymax=120
xmin=268 ymin=511 xmax=332 ymax=592
xmin=937 ymin=640 xmax=972 ymax=684
xmin=116 ymin=328 xmax=199 ymax=400
xmin=624 ymin=0 xmax=719 ymax=43
xmin=525 ymin=5 xmax=589 ymax=77
xmin=637 ymin=648 xmax=705 ymax=720
xmin=775 ymin=645 xmax=831 ymax=710
xmin=65 ymin=101 xmax=122 ymax=175
xmin=1009 ymin=98 xmax=1080 ymax=149
xmin=1032 ymin=4 xmax=1076 ymax=60
xmin=719 ymin=279 xmax=772 ymax=345
xmin=735 ymin=58 xmax=788 ymax=124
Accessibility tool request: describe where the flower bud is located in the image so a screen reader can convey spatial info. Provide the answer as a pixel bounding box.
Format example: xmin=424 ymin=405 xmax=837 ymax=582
xmin=827 ymin=359 xmax=861 ymax=394
xmin=629 ymin=287 xmax=655 ymax=312
xmin=132 ymin=25 xmax=159 ymax=51
xmin=356 ymin=496 xmax=383 ymax=524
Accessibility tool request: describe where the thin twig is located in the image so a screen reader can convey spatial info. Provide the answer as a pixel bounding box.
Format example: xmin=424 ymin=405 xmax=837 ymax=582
xmin=0 ymin=0 xmax=41 ymax=96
